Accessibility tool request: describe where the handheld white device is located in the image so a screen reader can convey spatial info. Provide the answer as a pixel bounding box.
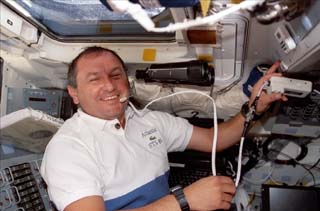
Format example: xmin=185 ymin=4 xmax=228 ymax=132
xmin=267 ymin=77 xmax=312 ymax=98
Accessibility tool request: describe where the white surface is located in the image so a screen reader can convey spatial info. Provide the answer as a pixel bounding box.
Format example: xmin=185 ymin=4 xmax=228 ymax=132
xmin=0 ymin=108 xmax=63 ymax=153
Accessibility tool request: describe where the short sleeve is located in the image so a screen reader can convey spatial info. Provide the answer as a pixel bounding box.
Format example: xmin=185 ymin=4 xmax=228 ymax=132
xmin=41 ymin=135 xmax=103 ymax=211
xmin=148 ymin=111 xmax=193 ymax=152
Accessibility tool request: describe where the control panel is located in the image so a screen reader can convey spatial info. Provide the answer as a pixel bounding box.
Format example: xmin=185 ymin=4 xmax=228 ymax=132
xmin=272 ymin=89 xmax=320 ymax=137
xmin=6 ymin=88 xmax=64 ymax=118
xmin=0 ymin=154 xmax=55 ymax=211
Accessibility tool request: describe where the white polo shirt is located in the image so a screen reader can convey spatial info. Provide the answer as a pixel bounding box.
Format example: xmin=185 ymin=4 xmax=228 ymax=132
xmin=41 ymin=106 xmax=193 ymax=211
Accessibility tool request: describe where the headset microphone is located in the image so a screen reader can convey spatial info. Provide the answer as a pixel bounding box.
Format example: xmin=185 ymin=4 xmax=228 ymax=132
xmin=119 ymin=96 xmax=128 ymax=103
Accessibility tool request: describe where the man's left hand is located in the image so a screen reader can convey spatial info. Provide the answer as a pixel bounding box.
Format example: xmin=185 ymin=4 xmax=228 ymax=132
xmin=249 ymin=61 xmax=288 ymax=115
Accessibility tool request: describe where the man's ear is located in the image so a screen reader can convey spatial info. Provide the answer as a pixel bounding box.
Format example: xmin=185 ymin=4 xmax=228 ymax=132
xmin=67 ymin=85 xmax=79 ymax=105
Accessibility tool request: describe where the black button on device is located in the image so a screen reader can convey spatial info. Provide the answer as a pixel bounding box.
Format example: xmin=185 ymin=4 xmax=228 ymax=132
xmin=170 ymin=185 xmax=190 ymax=211
xmin=115 ymin=123 xmax=121 ymax=129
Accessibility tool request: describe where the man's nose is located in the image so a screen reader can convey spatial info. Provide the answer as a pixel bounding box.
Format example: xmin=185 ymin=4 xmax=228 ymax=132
xmin=101 ymin=77 xmax=115 ymax=91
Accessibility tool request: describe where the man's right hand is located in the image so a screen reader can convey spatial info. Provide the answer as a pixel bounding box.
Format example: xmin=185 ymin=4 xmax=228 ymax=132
xmin=184 ymin=176 xmax=236 ymax=211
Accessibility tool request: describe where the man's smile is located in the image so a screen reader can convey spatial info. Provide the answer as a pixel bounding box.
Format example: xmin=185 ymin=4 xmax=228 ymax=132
xmin=100 ymin=95 xmax=119 ymax=101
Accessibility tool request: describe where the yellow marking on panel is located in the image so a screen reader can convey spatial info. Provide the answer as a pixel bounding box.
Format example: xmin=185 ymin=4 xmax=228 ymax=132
xmin=200 ymin=0 xmax=211 ymax=16
xmin=99 ymin=24 xmax=112 ymax=33
xmin=197 ymin=54 xmax=213 ymax=62
xmin=143 ymin=49 xmax=157 ymax=61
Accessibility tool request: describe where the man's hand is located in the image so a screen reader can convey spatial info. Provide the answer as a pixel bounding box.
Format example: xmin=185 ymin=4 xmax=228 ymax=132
xmin=249 ymin=61 xmax=288 ymax=114
xmin=184 ymin=176 xmax=236 ymax=211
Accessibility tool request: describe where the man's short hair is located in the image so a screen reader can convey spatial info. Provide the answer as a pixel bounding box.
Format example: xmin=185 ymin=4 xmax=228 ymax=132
xmin=68 ymin=46 xmax=126 ymax=88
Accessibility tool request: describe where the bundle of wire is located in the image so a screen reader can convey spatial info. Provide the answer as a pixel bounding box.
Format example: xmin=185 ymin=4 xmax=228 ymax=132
xmin=122 ymin=82 xmax=269 ymax=191
xmin=127 ymin=89 xmax=253 ymax=187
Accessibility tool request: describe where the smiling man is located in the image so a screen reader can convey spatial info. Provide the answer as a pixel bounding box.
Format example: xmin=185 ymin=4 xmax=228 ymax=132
xmin=67 ymin=47 xmax=130 ymax=125
xmin=41 ymin=46 xmax=286 ymax=211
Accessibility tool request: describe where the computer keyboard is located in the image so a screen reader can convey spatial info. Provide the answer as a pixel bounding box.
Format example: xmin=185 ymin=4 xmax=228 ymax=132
xmin=168 ymin=150 xmax=213 ymax=188
xmin=167 ymin=150 xmax=237 ymax=211
xmin=169 ymin=166 xmax=212 ymax=187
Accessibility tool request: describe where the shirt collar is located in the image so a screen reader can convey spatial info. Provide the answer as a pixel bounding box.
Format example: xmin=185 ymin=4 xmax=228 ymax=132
xmin=77 ymin=106 xmax=136 ymax=131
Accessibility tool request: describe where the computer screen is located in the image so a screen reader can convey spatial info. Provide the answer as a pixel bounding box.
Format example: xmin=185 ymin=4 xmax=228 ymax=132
xmin=261 ymin=184 xmax=320 ymax=211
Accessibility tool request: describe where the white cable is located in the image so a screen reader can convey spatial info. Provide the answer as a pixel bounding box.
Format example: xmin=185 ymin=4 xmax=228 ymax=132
xmin=235 ymin=81 xmax=269 ymax=187
xmin=235 ymin=136 xmax=245 ymax=187
xmin=228 ymin=161 xmax=236 ymax=177
xmin=108 ymin=1 xmax=156 ymax=30
xmin=128 ymin=90 xmax=218 ymax=176
xmin=257 ymin=81 xmax=269 ymax=98
xmin=313 ymin=89 xmax=320 ymax=95
xmin=109 ymin=0 xmax=265 ymax=32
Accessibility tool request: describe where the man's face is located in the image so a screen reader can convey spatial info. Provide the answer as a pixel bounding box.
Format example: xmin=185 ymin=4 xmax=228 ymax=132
xmin=68 ymin=51 xmax=129 ymax=120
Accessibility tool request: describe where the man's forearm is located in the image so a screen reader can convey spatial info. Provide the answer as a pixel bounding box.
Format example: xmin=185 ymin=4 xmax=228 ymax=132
xmin=186 ymin=112 xmax=247 ymax=153
xmin=216 ymin=112 xmax=246 ymax=151
xmin=121 ymin=194 xmax=181 ymax=211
